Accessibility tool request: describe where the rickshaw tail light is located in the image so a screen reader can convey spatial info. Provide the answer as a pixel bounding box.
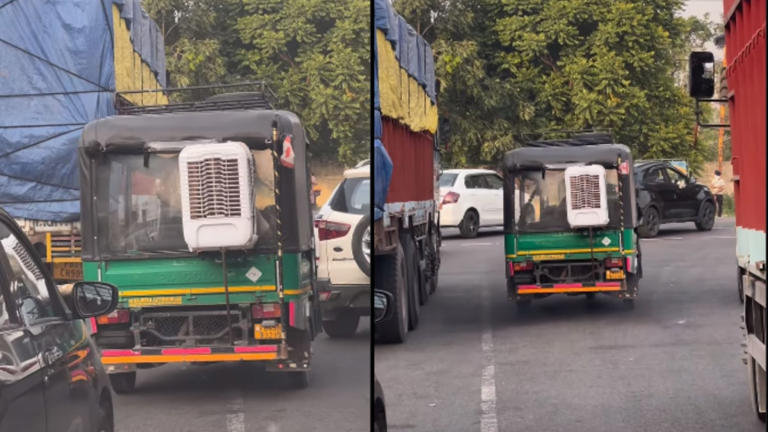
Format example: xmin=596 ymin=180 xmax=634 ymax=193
xmin=441 ymin=191 xmax=460 ymax=204
xmin=252 ymin=303 xmax=281 ymax=319
xmin=513 ymin=261 xmax=534 ymax=272
xmin=605 ymin=257 xmax=623 ymax=268
xmin=96 ymin=309 xmax=130 ymax=325
xmin=315 ymin=220 xmax=351 ymax=241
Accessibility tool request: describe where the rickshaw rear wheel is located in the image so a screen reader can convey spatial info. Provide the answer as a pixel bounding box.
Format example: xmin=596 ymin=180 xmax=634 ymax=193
xmin=109 ymin=372 xmax=136 ymax=394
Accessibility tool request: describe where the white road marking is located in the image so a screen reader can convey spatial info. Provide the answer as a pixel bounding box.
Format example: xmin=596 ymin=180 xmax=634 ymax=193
xmin=480 ymin=291 xmax=498 ymax=432
xmin=226 ymin=395 xmax=245 ymax=432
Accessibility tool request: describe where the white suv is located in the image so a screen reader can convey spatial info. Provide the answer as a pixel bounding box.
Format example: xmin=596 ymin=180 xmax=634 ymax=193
xmin=314 ymin=164 xmax=370 ymax=337
xmin=439 ymin=169 xmax=505 ymax=237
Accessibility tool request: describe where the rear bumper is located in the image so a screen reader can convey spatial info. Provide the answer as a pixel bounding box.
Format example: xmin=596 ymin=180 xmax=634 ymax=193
xmin=514 ymin=282 xmax=625 ymax=294
xmin=100 ymin=345 xmax=280 ymax=365
xmin=438 ymin=204 xmax=464 ymax=226
xmin=317 ymin=279 xmax=371 ymax=319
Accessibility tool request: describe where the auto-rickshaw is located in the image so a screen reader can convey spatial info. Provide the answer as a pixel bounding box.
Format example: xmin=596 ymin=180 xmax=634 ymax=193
xmin=78 ymin=89 xmax=320 ymax=391
xmin=503 ymin=134 xmax=642 ymax=307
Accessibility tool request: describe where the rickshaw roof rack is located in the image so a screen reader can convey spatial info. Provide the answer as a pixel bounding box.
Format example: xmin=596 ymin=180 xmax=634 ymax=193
xmin=525 ymin=132 xmax=615 ymax=148
xmin=115 ymin=81 xmax=276 ymax=115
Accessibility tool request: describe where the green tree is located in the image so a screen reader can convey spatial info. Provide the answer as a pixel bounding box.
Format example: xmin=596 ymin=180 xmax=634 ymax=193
xmin=143 ymin=0 xmax=369 ymax=166
xmin=396 ymin=0 xmax=717 ymax=172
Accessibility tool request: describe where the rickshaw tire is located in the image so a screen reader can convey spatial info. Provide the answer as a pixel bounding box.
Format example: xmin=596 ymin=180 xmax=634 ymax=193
xmin=109 ymin=372 xmax=136 ymax=394
xmin=352 ymin=214 xmax=371 ymax=277
xmin=375 ymin=245 xmax=408 ymax=343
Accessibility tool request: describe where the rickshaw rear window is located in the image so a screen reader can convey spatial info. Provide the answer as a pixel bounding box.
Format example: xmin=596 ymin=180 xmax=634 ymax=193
xmin=514 ymin=169 xmax=621 ymax=232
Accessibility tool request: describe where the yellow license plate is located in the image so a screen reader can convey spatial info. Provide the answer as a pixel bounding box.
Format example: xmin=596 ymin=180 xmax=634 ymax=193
xmin=53 ymin=262 xmax=83 ymax=281
xmin=127 ymin=296 xmax=183 ymax=307
xmin=532 ymin=254 xmax=566 ymax=261
xmin=254 ymin=324 xmax=282 ymax=340
xmin=606 ymin=270 xmax=625 ymax=280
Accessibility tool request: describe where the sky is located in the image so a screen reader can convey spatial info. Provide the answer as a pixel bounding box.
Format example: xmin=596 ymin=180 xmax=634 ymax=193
xmin=681 ymin=0 xmax=725 ymax=59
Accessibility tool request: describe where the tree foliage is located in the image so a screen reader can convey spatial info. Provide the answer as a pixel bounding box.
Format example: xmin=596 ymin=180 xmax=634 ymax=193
xmin=143 ymin=0 xmax=369 ymax=166
xmin=395 ymin=0 xmax=718 ymax=173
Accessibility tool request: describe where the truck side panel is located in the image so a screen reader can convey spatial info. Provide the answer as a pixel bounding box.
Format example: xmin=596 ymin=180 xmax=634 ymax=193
xmin=381 ymin=118 xmax=434 ymax=204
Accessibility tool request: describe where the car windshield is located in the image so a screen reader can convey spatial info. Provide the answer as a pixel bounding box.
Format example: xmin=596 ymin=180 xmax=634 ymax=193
xmin=514 ymin=168 xmax=621 ymax=232
xmin=439 ymin=173 xmax=458 ymax=187
xmin=94 ymin=148 xmax=278 ymax=258
xmin=330 ymin=177 xmax=370 ymax=215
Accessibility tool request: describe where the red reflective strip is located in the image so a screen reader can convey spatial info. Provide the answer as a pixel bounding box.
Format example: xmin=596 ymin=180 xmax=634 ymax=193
xmin=101 ymin=350 xmax=139 ymax=357
xmin=89 ymin=317 xmax=98 ymax=334
xmin=289 ymin=301 xmax=296 ymax=326
xmin=508 ymin=262 xmax=514 ymax=276
xmin=517 ymin=284 xmax=539 ymax=291
xmin=234 ymin=345 xmax=278 ymax=353
xmin=553 ymin=283 xmax=582 ymax=288
xmin=161 ymin=348 xmax=211 ymax=355
xmin=626 ymin=257 xmax=631 ymax=271
xmin=596 ymin=282 xmax=621 ymax=287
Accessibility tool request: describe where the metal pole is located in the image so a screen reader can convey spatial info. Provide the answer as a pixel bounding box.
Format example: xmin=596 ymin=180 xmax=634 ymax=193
xmin=221 ymin=248 xmax=234 ymax=345
xmin=271 ymin=122 xmax=288 ymax=359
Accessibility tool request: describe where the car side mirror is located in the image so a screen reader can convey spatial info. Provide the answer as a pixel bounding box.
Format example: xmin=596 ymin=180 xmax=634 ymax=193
xmin=373 ymin=289 xmax=393 ymax=324
xmin=59 ymin=281 xmax=119 ymax=319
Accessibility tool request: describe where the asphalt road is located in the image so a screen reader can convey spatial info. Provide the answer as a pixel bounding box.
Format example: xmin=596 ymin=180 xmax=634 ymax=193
xmin=113 ymin=319 xmax=370 ymax=432
xmin=376 ymin=218 xmax=765 ymax=431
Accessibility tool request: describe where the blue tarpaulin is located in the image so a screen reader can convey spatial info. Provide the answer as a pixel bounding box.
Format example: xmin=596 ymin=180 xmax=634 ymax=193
xmin=0 ymin=0 xmax=165 ymax=221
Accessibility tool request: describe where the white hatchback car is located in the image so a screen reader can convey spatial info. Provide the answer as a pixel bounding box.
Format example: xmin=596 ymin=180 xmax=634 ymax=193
xmin=314 ymin=163 xmax=370 ymax=337
xmin=439 ymin=169 xmax=506 ymax=237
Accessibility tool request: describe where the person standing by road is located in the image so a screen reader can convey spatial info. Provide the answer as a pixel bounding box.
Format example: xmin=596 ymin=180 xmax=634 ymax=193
xmin=710 ymin=170 xmax=726 ymax=217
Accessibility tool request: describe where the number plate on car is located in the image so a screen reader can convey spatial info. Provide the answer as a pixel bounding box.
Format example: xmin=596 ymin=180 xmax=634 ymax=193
xmin=606 ymin=270 xmax=625 ymax=280
xmin=53 ymin=262 xmax=82 ymax=281
xmin=254 ymin=324 xmax=282 ymax=340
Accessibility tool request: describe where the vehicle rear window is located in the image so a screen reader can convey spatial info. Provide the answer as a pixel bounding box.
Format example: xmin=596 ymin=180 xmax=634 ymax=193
xmin=330 ymin=177 xmax=370 ymax=215
xmin=439 ymin=173 xmax=458 ymax=187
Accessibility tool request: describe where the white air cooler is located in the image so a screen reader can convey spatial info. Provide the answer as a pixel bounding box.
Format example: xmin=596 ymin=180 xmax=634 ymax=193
xmin=564 ymin=165 xmax=609 ymax=228
xmin=178 ymin=141 xmax=256 ymax=251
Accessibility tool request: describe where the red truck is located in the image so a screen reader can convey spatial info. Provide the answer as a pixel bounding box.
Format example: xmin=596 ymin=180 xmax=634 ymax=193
xmin=690 ymin=0 xmax=765 ymax=421
xmin=373 ymin=0 xmax=441 ymax=343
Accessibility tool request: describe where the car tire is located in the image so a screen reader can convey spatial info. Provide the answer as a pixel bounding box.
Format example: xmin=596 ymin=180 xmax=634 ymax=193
xmin=459 ymin=210 xmax=479 ymax=238
xmin=695 ymin=201 xmax=715 ymax=231
xmin=637 ymin=207 xmax=660 ymax=238
xmin=375 ymin=245 xmax=408 ymax=343
xmin=322 ymin=312 xmax=360 ymax=338
xmin=109 ymin=372 xmax=136 ymax=394
xmin=401 ymin=233 xmax=421 ymax=330
xmin=352 ymin=214 xmax=371 ymax=277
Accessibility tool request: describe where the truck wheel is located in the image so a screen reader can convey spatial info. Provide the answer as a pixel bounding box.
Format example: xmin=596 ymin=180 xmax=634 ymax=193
xmin=416 ymin=244 xmax=429 ymax=306
xmin=737 ymin=267 xmax=745 ymax=304
xmin=695 ymin=201 xmax=715 ymax=231
xmin=322 ymin=312 xmax=360 ymax=338
xmin=375 ymin=245 xmax=408 ymax=343
xmin=352 ymin=214 xmax=371 ymax=277
xmin=459 ymin=210 xmax=479 ymax=238
xmin=401 ymin=233 xmax=421 ymax=330
xmin=637 ymin=207 xmax=660 ymax=238
xmin=747 ymin=355 xmax=767 ymax=422
xmin=109 ymin=372 xmax=136 ymax=394
xmin=426 ymin=222 xmax=440 ymax=294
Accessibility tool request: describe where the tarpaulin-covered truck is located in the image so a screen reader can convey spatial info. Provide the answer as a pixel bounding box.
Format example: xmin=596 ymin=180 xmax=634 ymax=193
xmin=0 ymin=0 xmax=166 ymax=283
xmin=689 ymin=0 xmax=765 ymax=421
xmin=373 ymin=0 xmax=441 ymax=343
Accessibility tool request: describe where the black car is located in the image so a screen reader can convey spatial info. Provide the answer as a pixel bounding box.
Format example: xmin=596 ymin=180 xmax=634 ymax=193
xmin=0 ymin=208 xmax=119 ymax=432
xmin=634 ymin=161 xmax=716 ymax=237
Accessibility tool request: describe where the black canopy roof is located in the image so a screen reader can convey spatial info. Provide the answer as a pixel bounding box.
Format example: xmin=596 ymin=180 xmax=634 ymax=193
xmin=503 ymin=143 xmax=633 ymax=171
xmin=78 ymin=109 xmax=312 ymax=259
